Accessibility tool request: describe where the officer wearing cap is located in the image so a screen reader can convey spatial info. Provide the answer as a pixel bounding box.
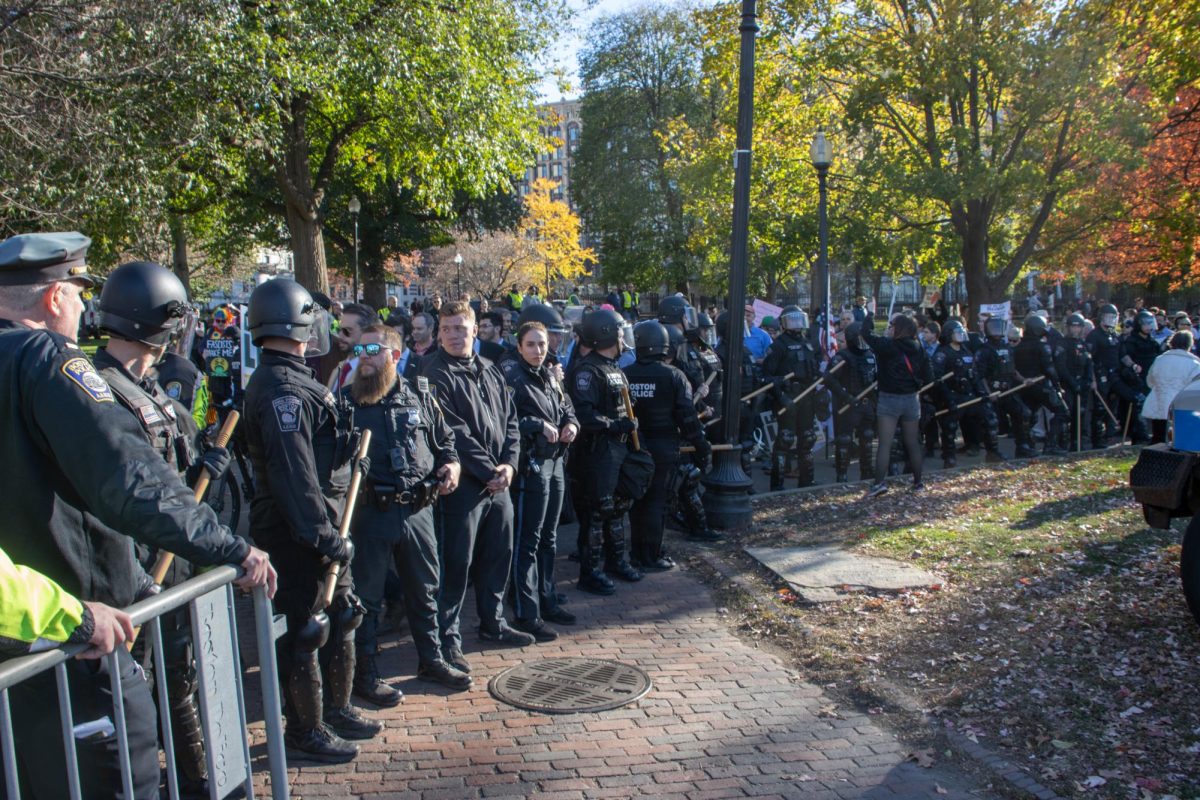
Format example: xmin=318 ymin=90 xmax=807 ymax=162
xmin=242 ymin=277 xmax=377 ymax=764
xmin=0 ymin=232 xmax=276 ymax=798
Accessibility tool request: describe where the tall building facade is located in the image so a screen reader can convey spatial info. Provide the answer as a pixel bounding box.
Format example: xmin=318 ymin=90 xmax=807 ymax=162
xmin=518 ymin=99 xmax=581 ymax=210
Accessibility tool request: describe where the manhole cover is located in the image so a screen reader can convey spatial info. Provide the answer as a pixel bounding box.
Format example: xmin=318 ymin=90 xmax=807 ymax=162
xmin=488 ymin=657 xmax=652 ymax=713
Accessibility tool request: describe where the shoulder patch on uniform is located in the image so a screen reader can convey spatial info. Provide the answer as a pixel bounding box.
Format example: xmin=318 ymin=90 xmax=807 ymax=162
xmin=165 ymin=380 xmax=182 ymax=399
xmin=62 ymin=357 xmax=113 ymax=403
xmin=575 ymin=371 xmax=593 ymax=392
xmin=272 ymin=395 xmax=303 ymax=433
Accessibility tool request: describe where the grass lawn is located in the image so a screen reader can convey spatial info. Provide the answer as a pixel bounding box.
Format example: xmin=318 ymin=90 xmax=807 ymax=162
xmin=700 ymin=450 xmax=1199 ymax=799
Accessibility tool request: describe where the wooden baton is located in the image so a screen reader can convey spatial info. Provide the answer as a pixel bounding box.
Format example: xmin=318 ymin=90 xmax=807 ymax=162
xmin=620 ymin=385 xmax=641 ymax=452
xmin=320 ymin=429 xmax=372 ymax=609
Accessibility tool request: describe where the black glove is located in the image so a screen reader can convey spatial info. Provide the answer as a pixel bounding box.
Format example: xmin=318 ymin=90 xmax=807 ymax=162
xmin=693 ymin=439 xmax=713 ymax=473
xmin=201 ymin=446 xmax=231 ymax=481
xmin=320 ymin=535 xmax=355 ymax=565
xmin=356 ymin=454 xmax=371 ymax=477
xmin=947 ymin=399 xmax=959 ymax=415
xmin=614 ymin=417 xmax=639 ymax=435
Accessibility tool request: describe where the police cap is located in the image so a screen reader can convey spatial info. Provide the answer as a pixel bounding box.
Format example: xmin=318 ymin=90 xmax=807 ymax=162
xmin=0 ymin=232 xmax=95 ymax=286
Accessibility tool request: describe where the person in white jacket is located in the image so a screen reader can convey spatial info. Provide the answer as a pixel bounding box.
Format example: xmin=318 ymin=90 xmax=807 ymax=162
xmin=1142 ymin=331 xmax=1200 ymax=444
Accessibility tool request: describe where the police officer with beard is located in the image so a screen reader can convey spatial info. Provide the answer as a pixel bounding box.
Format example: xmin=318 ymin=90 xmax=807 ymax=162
xmin=976 ymin=317 xmax=1035 ymax=458
xmin=568 ymin=308 xmax=643 ymax=594
xmin=95 ymin=261 xmax=234 ymax=793
xmin=345 ymin=325 xmax=469 ymax=697
xmin=1055 ymin=314 xmax=1095 ymax=450
xmin=762 ymin=306 xmax=821 ymax=489
xmin=1014 ymin=314 xmax=1070 ymax=455
xmin=243 ymin=278 xmax=377 ymax=764
xmin=625 ymin=322 xmax=715 ymax=570
xmin=932 ymin=320 xmax=1006 ymax=466
xmin=826 ymin=321 xmax=877 ymax=482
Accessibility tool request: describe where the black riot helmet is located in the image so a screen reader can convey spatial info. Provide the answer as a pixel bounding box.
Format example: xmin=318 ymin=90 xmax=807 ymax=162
xmin=666 ymin=323 xmax=687 ymax=362
xmin=690 ymin=311 xmax=716 ymax=346
xmin=942 ymin=320 xmax=967 ymax=345
xmin=98 ymin=261 xmax=189 ymax=346
xmin=248 ymin=278 xmax=318 ymax=346
xmin=779 ymin=305 xmax=809 ymax=333
xmin=579 ymin=307 xmax=624 ymax=349
xmin=842 ymin=321 xmax=866 ymax=350
xmin=658 ymin=295 xmax=697 ymax=329
xmin=984 ymin=317 xmax=1008 ymax=340
xmin=1098 ymin=303 xmax=1119 ymax=330
xmin=1066 ymin=313 xmax=1086 ymax=338
xmin=634 ymin=320 xmax=671 ymax=360
xmin=518 ymin=302 xmax=568 ymax=333
xmin=1023 ymin=314 xmax=1047 ymax=339
xmin=1136 ymin=309 xmax=1156 ymax=334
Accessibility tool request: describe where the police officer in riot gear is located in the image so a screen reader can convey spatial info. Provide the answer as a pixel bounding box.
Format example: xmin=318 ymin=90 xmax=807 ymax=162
xmin=568 ymin=308 xmax=643 ymax=593
xmin=1087 ymin=303 xmax=1134 ymax=443
xmin=686 ymin=312 xmax=725 ymax=438
xmin=243 ymin=278 xmax=376 ymax=764
xmin=1055 ymin=313 xmax=1095 ymax=450
xmin=95 ymin=260 xmax=233 ymax=792
xmin=346 ymin=325 xmax=469 ymax=696
xmin=1121 ymin=310 xmax=1160 ymax=444
xmin=1015 ymin=314 xmax=1071 ymax=455
xmin=0 ymin=232 xmax=275 ymax=799
xmin=976 ymin=317 xmax=1035 ymax=457
xmin=931 ymin=320 xmax=1005 ymax=466
xmin=658 ymin=296 xmax=711 ymax=412
xmin=762 ymin=306 xmax=821 ymax=489
xmin=626 ymin=322 xmax=716 ymax=569
xmin=826 ymin=322 xmax=877 ymax=482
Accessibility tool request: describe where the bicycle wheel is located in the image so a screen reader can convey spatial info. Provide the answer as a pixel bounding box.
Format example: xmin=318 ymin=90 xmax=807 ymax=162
xmin=204 ymin=470 xmax=241 ymax=532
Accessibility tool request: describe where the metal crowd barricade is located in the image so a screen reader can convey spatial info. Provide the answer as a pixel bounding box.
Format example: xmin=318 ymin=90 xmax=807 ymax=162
xmin=0 ymin=566 xmax=289 ymax=800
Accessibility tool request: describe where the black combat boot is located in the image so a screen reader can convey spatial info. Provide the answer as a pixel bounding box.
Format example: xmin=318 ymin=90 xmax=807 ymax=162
xmin=284 ymin=651 xmax=358 ymax=764
xmin=603 ymin=516 xmax=644 ymax=582
xmin=352 ymin=652 xmax=402 ymax=708
xmin=578 ymin=513 xmax=616 ymax=595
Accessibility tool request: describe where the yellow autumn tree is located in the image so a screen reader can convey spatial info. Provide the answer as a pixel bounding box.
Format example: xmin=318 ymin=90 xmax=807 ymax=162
xmin=520 ymin=177 xmax=594 ymax=297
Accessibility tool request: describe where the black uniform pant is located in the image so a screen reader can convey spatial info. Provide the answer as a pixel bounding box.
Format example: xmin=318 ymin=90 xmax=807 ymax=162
xmin=511 ymin=456 xmax=566 ymax=623
xmin=353 ymin=502 xmax=441 ymax=666
xmin=629 ymin=437 xmax=678 ymax=564
xmin=436 ymin=477 xmax=514 ymax=650
xmin=772 ymin=395 xmax=817 ymax=488
xmin=833 ymin=405 xmax=875 ymax=480
xmin=1063 ymin=388 xmax=1093 ymax=450
xmin=6 ymin=647 xmax=160 ymax=800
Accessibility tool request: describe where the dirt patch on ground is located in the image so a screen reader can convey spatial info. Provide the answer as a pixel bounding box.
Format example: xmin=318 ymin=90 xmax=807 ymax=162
xmin=689 ymin=451 xmax=1200 ymax=799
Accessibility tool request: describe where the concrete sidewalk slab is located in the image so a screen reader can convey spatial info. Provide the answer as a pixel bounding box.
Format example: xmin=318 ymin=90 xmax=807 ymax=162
xmin=745 ymin=545 xmax=942 ymax=603
xmin=249 ymin=550 xmax=994 ymax=799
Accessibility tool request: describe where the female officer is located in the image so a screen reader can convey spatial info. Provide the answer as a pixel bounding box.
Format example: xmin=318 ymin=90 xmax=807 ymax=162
xmin=507 ymin=321 xmax=579 ymax=639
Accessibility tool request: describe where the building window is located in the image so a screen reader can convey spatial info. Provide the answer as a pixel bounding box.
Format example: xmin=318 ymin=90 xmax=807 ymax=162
xmin=552 ymin=163 xmax=562 ymax=177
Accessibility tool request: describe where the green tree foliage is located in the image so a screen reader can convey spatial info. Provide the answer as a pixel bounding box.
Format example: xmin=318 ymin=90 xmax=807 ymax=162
xmin=573 ymin=3 xmax=716 ymax=292
xmin=813 ymin=0 xmax=1156 ymax=318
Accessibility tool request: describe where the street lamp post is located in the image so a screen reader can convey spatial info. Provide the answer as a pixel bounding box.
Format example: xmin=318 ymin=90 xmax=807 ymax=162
xmin=811 ymin=132 xmax=833 ymax=357
xmin=702 ymin=0 xmax=759 ymax=530
xmin=454 ymin=252 xmax=463 ymax=299
xmin=348 ymin=196 xmax=362 ymax=301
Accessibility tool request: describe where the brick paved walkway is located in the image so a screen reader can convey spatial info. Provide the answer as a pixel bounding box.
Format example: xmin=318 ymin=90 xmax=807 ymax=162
xmin=252 ymin=550 xmax=994 ymax=799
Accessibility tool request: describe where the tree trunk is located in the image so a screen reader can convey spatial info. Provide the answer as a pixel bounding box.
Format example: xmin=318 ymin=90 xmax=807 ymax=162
xmin=959 ymin=222 xmax=1000 ymax=328
xmin=286 ymin=204 xmax=328 ymax=296
xmin=168 ymin=213 xmax=189 ymax=296
xmin=363 ymin=267 xmax=387 ymax=311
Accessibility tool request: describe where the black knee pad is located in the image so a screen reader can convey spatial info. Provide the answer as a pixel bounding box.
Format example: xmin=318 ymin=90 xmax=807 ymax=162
xmin=292 ymin=611 xmax=331 ymax=653
xmin=330 ymin=593 xmax=365 ymax=636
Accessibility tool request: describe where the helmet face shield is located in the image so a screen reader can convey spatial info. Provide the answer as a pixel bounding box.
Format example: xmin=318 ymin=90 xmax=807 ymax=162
xmin=620 ymin=321 xmax=635 ymax=352
xmin=1100 ymin=312 xmax=1118 ymax=330
xmin=702 ymin=327 xmax=717 ymax=347
xmin=683 ymin=306 xmax=698 ymax=331
xmin=304 ymin=305 xmax=331 ymax=357
xmin=780 ymin=309 xmax=808 ymax=332
xmin=952 ymin=329 xmax=967 ymax=344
